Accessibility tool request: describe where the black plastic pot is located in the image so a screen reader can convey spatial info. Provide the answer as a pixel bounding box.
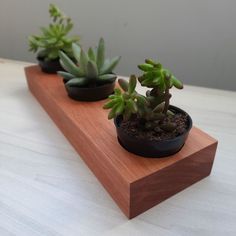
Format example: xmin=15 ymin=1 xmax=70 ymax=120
xmin=64 ymin=81 xmax=116 ymax=101
xmin=114 ymin=105 xmax=192 ymax=158
xmin=37 ymin=56 xmax=64 ymax=74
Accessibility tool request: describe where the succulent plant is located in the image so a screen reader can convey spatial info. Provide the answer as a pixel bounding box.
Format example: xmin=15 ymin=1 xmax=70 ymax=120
xmin=58 ymin=38 xmax=121 ymax=87
xmin=138 ymin=59 xmax=183 ymax=117
xmin=103 ymin=76 xmax=147 ymax=120
xmin=28 ymin=4 xmax=79 ymax=61
xmin=103 ymin=59 xmax=184 ymax=132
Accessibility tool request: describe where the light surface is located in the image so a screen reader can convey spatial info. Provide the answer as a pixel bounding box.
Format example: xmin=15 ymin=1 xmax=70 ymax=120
xmin=0 ymin=58 xmax=236 ymax=235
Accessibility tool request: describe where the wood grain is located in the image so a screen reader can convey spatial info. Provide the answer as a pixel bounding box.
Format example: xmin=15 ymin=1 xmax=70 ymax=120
xmin=25 ymin=65 xmax=218 ymax=219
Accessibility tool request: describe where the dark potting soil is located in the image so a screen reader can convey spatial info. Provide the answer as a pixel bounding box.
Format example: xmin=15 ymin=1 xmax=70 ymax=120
xmin=120 ymin=113 xmax=189 ymax=141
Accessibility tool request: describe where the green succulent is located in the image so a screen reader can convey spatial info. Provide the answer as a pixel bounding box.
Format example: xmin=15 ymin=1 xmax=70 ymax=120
xmin=138 ymin=59 xmax=183 ymax=91
xmin=58 ymin=38 xmax=121 ymax=87
xmin=28 ymin=4 xmax=79 ymax=61
xmin=104 ymin=59 xmax=184 ymax=132
xmin=103 ymin=75 xmax=148 ymax=120
xmin=138 ymin=59 xmax=183 ymax=118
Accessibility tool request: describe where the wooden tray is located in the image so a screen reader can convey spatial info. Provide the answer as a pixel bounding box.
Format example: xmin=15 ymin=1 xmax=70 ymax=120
xmin=25 ymin=65 xmax=218 ymax=219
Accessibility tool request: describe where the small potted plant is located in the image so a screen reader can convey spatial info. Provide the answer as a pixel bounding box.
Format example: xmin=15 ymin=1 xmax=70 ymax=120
xmin=103 ymin=59 xmax=192 ymax=158
xmin=57 ymin=38 xmax=121 ymax=101
xmin=28 ymin=4 xmax=79 ymax=73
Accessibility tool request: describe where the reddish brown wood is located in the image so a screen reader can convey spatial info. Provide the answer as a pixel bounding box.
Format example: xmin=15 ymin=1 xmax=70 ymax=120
xmin=25 ymin=65 xmax=218 ymax=219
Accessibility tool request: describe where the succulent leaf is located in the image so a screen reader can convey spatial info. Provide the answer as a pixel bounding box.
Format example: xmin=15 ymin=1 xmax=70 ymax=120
xmin=114 ymin=88 xmax=122 ymax=96
xmin=66 ymin=77 xmax=88 ymax=87
xmin=57 ymin=71 xmax=74 ymax=80
xmin=103 ymin=99 xmax=119 ymax=109
xmin=172 ymin=76 xmax=183 ymax=89
xmin=79 ymin=48 xmax=89 ymax=74
xmin=100 ymin=56 xmax=121 ymax=74
xmin=127 ymin=99 xmax=138 ymax=113
xmin=145 ymin=59 xmax=156 ymax=66
xmin=138 ymin=63 xmax=154 ymax=72
xmin=96 ymin=38 xmax=105 ymax=71
xmin=88 ymin=47 xmax=96 ymax=61
xmin=128 ymin=75 xmax=137 ymax=94
xmin=115 ymin=103 xmax=125 ymax=116
xmin=136 ymin=95 xmax=148 ymax=106
xmin=153 ymin=102 xmax=165 ymax=113
xmin=98 ymin=74 xmax=117 ymax=83
xmin=59 ymin=51 xmax=83 ymax=76
xmin=87 ymin=60 xmax=98 ymax=79
xmin=108 ymin=104 xmax=119 ymax=119
xmin=160 ymin=122 xmax=177 ymax=132
xmin=167 ymin=110 xmax=175 ymax=116
xmin=72 ymin=43 xmax=81 ymax=62
xmin=118 ymin=79 xmax=129 ymax=92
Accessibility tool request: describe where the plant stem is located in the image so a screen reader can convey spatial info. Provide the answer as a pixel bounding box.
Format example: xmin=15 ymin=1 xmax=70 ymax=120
xmin=163 ymin=77 xmax=170 ymax=115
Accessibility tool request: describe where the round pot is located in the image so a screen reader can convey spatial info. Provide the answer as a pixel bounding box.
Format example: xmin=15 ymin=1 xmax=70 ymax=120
xmin=64 ymin=81 xmax=116 ymax=101
xmin=37 ymin=56 xmax=64 ymax=74
xmin=114 ymin=105 xmax=192 ymax=158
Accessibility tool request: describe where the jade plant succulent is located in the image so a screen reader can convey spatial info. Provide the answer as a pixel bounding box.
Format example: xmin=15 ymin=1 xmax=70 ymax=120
xmin=58 ymin=38 xmax=121 ymax=87
xmin=103 ymin=59 xmax=184 ymax=132
xmin=28 ymin=4 xmax=79 ymax=61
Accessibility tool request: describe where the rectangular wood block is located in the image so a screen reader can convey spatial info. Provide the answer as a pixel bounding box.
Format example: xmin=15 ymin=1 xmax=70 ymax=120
xmin=25 ymin=66 xmax=218 ymax=219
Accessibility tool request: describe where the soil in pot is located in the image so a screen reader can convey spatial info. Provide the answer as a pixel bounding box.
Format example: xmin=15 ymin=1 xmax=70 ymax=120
xmin=64 ymin=80 xmax=116 ymax=102
xmin=115 ymin=106 xmax=192 ymax=158
xmin=37 ymin=56 xmax=64 ymax=74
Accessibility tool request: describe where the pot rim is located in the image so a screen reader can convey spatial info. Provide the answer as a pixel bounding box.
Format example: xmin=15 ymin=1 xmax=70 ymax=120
xmin=63 ymin=78 xmax=116 ymax=90
xmin=37 ymin=55 xmax=60 ymax=62
xmin=114 ymin=105 xmax=193 ymax=144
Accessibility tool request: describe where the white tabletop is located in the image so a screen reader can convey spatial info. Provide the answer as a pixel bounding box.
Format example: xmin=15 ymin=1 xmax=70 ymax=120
xmin=0 ymin=58 xmax=236 ymax=236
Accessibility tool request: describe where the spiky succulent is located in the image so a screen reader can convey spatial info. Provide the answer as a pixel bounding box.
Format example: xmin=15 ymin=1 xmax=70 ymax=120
xmin=58 ymin=38 xmax=121 ymax=87
xmin=104 ymin=59 xmax=184 ymax=132
xmin=28 ymin=4 xmax=79 ymax=61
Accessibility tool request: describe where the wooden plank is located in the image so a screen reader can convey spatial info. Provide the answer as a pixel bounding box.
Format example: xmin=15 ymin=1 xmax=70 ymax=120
xmin=24 ymin=65 xmax=218 ymax=218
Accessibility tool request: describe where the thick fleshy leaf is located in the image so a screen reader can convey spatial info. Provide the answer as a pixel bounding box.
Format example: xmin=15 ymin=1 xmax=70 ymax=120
xmin=136 ymin=95 xmax=148 ymax=106
xmin=59 ymin=51 xmax=82 ymax=76
xmin=108 ymin=104 xmax=119 ymax=119
xmin=98 ymin=74 xmax=117 ymax=83
xmin=103 ymin=99 xmax=119 ymax=109
xmin=138 ymin=63 xmax=153 ymax=72
xmin=126 ymin=99 xmax=138 ymax=113
xmin=160 ymin=122 xmax=177 ymax=132
xmin=87 ymin=60 xmax=98 ymax=79
xmin=151 ymin=113 xmax=165 ymax=120
xmin=96 ymin=38 xmax=105 ymax=70
xmin=172 ymin=76 xmax=183 ymax=89
xmin=167 ymin=109 xmax=175 ymax=116
xmin=72 ymin=43 xmax=81 ymax=62
xmin=153 ymin=102 xmax=165 ymax=113
xmin=100 ymin=56 xmax=121 ymax=74
xmin=114 ymin=88 xmax=122 ymax=96
xmin=118 ymin=79 xmax=129 ymax=92
xmin=128 ymin=75 xmax=137 ymax=94
xmin=88 ymin=47 xmax=96 ymax=61
xmin=145 ymin=59 xmax=156 ymax=66
xmin=115 ymin=102 xmax=124 ymax=116
xmin=79 ymin=49 xmax=89 ymax=75
xmin=66 ymin=77 xmax=88 ymax=87
xmin=57 ymin=71 xmax=75 ymax=80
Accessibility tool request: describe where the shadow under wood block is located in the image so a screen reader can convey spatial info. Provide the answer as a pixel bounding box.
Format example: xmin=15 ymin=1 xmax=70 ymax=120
xmin=25 ymin=65 xmax=218 ymax=219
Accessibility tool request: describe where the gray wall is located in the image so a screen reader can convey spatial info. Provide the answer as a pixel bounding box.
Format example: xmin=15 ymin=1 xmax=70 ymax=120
xmin=1 ymin=0 xmax=236 ymax=90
